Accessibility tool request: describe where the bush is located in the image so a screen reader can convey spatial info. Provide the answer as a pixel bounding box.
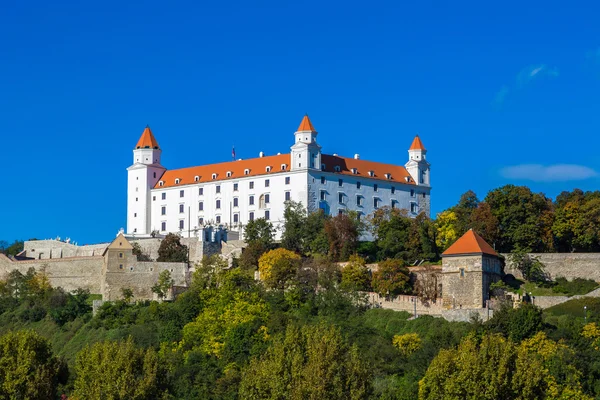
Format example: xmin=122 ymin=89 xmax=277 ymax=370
xmin=552 ymin=277 xmax=599 ymax=296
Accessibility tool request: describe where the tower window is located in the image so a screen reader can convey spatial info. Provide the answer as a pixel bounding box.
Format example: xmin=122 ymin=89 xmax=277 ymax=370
xmin=134 ymin=213 xmax=137 ymax=217
xmin=374 ymin=184 xmax=378 ymax=192
xmin=161 ymin=222 xmax=166 ymax=231
xmin=391 ymin=200 xmax=396 ymax=209
xmin=249 ymin=195 xmax=255 ymax=205
xmin=423 ymin=193 xmax=426 ymax=198
xmin=234 ymin=213 xmax=239 ymax=223
xmin=249 ymin=181 xmax=254 ymax=189
xmin=154 ymin=172 xmax=156 ymax=178
xmin=119 ymin=252 xmax=123 ymax=258
xmin=374 ymin=198 xmax=379 ymax=208
xmin=411 ymin=203 xmax=418 ymax=213
xmin=249 ymin=212 xmax=255 ymax=221
xmin=199 ymin=217 xmax=204 ymax=225
xmin=285 ymin=177 xmax=290 ymax=185
xmin=338 ymin=193 xmax=344 ymax=204
xmin=216 ymin=200 xmax=221 ymax=209
xmin=391 ymin=186 xmax=395 ymax=194
xmin=460 ymin=268 xmax=465 ymax=278
xmin=357 ymin=181 xmax=361 ymax=189
xmin=161 ymin=206 xmax=166 ymax=215
xmin=410 ymin=189 xmax=415 ymax=197
xmin=338 ymin=179 xmax=343 ymax=187
xmin=356 ymin=195 xmax=363 ymax=206
xmin=265 ymin=179 xmax=270 ymax=187
xmin=216 ymin=216 xmax=221 ymax=223
xmin=180 ymin=190 xmax=184 ymax=198
xmin=285 ymin=191 xmax=291 ymax=201
xmin=199 ymin=188 xmax=203 ymax=195
xmin=162 ymin=193 xmax=166 ymax=200
xmin=199 ymin=202 xmax=203 ymax=211
xmin=179 ymin=204 xmax=184 ymax=213
xmin=233 ymin=198 xmax=239 ymax=207
xmin=320 ymin=190 xmax=326 ymax=201
xmin=265 ymin=210 xmax=270 ymax=220
xmin=179 ymin=220 xmax=184 ymax=229
xmin=216 ymin=185 xmax=221 ymax=194
xmin=233 ymin=183 xmax=238 ymax=191
xmin=321 ymin=176 xmax=325 ymax=184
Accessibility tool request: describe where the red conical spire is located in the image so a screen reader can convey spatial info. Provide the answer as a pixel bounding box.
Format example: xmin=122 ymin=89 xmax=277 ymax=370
xmin=135 ymin=126 xmax=160 ymax=149
xmin=297 ymin=114 xmax=316 ymax=131
xmin=409 ymin=135 xmax=426 ymax=151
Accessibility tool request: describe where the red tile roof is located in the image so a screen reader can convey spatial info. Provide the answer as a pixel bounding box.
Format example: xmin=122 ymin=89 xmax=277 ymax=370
xmin=409 ymin=135 xmax=426 ymax=151
xmin=154 ymin=153 xmax=416 ymax=188
xmin=442 ymin=229 xmax=498 ymax=257
xmin=135 ymin=126 xmax=160 ymax=149
xmin=297 ymin=115 xmax=316 ymax=131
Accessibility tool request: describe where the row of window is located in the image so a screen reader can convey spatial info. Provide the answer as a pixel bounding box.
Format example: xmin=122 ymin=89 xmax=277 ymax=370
xmin=160 ymin=211 xmax=271 ymax=231
xmin=156 ymin=177 xmax=293 ymax=199
xmin=159 ymin=192 xmax=294 ymax=216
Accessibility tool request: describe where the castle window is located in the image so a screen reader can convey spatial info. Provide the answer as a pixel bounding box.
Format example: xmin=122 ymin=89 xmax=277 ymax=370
xmin=265 ymin=179 xmax=270 ymax=187
xmin=119 ymin=264 xmax=123 ymax=270
xmin=159 ymin=181 xmax=164 ymax=186
xmin=281 ymin=164 xmax=287 ymax=170
xmin=285 ymin=191 xmax=291 ymax=201
xmin=334 ymin=166 xmax=341 ymax=172
xmin=134 ymin=213 xmax=137 ymax=217
xmin=199 ymin=188 xmax=203 ymax=195
xmin=320 ymin=190 xmax=326 ymax=201
xmin=266 ymin=166 xmax=271 ymax=172
xmin=244 ymin=169 xmax=250 ymax=175
xmin=285 ymin=177 xmax=290 ymax=185
xmin=338 ymin=179 xmax=343 ymax=187
xmin=338 ymin=209 xmax=344 ymax=216
xmin=259 ymin=194 xmax=268 ymax=209
xmin=216 ymin=216 xmax=221 ymax=224
xmin=351 ymin=168 xmax=357 ymax=174
xmin=212 ymin=173 xmax=217 ymax=180
xmin=356 ymin=195 xmax=363 ymax=206
xmin=226 ymin=171 xmax=232 ymax=177
xmin=161 ymin=206 xmax=166 ymax=215
xmin=368 ymin=171 xmax=374 ymax=177
xmin=374 ymin=184 xmax=378 ymax=192
xmin=460 ymin=268 xmax=465 ymax=278
xmin=153 ymin=196 xmax=156 ymax=201
xmin=119 ymin=252 xmax=123 ymax=258
xmin=321 ymin=164 xmax=326 ymax=171
xmin=249 ymin=195 xmax=255 ymax=205
xmin=357 ymin=181 xmax=361 ymax=189
xmin=162 ymin=193 xmax=166 ymax=200
xmin=180 ymin=190 xmax=184 ymax=198
xmin=216 ymin=185 xmax=221 ymax=194
xmin=233 ymin=183 xmax=239 ymax=191
xmin=385 ymin=173 xmax=391 ymax=180
xmin=130 ymin=267 xmax=134 ymax=271
xmin=374 ymin=198 xmax=379 ymax=208
xmin=321 ymin=176 xmax=325 ymax=184
xmin=179 ymin=204 xmax=184 ymax=213
xmin=195 ymin=176 xmax=200 ymax=182
xmin=135 ymin=198 xmax=138 ymax=202
xmin=175 ymin=178 xmax=180 ymax=184
xmin=249 ymin=212 xmax=255 ymax=221
xmin=391 ymin=186 xmax=395 ymax=194
xmin=199 ymin=202 xmax=203 ymax=211
xmin=233 ymin=197 xmax=239 ymax=207
xmin=216 ymin=200 xmax=221 ymax=209
xmin=411 ymin=189 xmax=415 ymax=197
xmin=338 ymin=193 xmax=344 ymax=204
xmin=161 ymin=222 xmax=166 ymax=231
xmin=234 ymin=213 xmax=239 ymax=223
xmin=199 ymin=217 xmax=204 ymax=225
xmin=391 ymin=200 xmax=397 ymax=209
xmin=411 ymin=203 xmax=418 ymax=213
xmin=179 ymin=220 xmax=184 ymax=229
xmin=423 ymin=193 xmax=426 ymax=198
xmin=249 ymin=181 xmax=254 ymax=189
xmin=265 ymin=210 xmax=270 ymax=220
xmin=154 ymin=172 xmax=156 ymax=178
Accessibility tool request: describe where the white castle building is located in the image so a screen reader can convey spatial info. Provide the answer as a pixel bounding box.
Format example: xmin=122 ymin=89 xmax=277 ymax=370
xmin=126 ymin=115 xmax=431 ymax=240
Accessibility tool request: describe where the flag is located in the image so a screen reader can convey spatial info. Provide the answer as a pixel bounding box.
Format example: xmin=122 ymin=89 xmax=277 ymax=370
xmin=232 ymin=146 xmax=236 ymax=160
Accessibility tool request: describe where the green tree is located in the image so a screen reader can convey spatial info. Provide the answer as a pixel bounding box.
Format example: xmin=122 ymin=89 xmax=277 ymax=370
xmin=157 ymin=233 xmax=188 ymax=262
xmin=453 ymin=190 xmax=480 ymax=234
xmin=239 ymin=323 xmax=371 ymax=399
xmin=324 ymin=212 xmax=362 ymax=261
xmin=281 ymin=201 xmax=307 ymax=253
xmin=152 ymin=270 xmax=174 ymax=300
xmin=469 ymin=201 xmax=500 ymax=248
xmin=508 ymin=251 xmax=547 ymax=283
xmin=0 ymin=330 xmax=63 ymax=400
xmin=371 ymin=259 xmax=411 ymax=297
xmin=485 ymin=185 xmax=554 ymax=252
xmin=244 ymin=218 xmax=275 ymax=248
xmin=132 ymin=242 xmax=152 ymax=261
xmin=258 ymin=248 xmax=301 ymax=289
xmin=392 ymin=333 xmax=422 ymax=357
xmin=369 ymin=207 xmax=412 ymax=261
xmin=73 ymin=337 xmax=165 ymax=400
xmin=340 ymin=255 xmax=371 ymax=291
xmin=121 ymin=287 xmax=134 ymax=303
xmin=303 ymin=210 xmax=330 ymax=256
xmin=553 ymin=189 xmax=600 ymax=252
xmin=239 ymin=241 xmax=268 ymax=271
xmin=0 ymin=240 xmax=24 ymax=256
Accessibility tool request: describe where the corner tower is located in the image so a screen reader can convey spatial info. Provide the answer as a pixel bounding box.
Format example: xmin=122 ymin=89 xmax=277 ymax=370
xmin=405 ymin=135 xmax=430 ymax=186
xmin=291 ymin=115 xmax=322 ymax=171
xmin=127 ymin=126 xmax=166 ymax=236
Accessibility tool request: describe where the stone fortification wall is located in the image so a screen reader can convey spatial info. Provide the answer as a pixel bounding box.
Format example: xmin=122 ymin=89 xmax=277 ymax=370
xmin=441 ymin=308 xmax=493 ymax=323
xmin=368 ymin=293 xmax=443 ymax=316
xmin=103 ymin=260 xmax=188 ymax=301
xmin=22 ymin=240 xmax=109 ymax=259
xmin=0 ymin=254 xmax=103 ymax=293
xmin=503 ymin=253 xmax=600 ymax=281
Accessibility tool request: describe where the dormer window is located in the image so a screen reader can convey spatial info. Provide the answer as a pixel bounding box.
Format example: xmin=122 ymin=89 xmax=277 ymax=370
xmin=385 ymin=173 xmax=391 ymax=180
xmin=226 ymin=171 xmax=232 ymax=178
xmin=244 ymin=169 xmax=250 ymax=175
xmin=212 ymin=173 xmax=217 ymax=180
xmin=159 ymin=181 xmax=164 ymax=186
xmin=351 ymin=168 xmax=358 ymax=174
xmin=194 ymin=176 xmax=200 ymax=182
xmin=368 ymin=171 xmax=375 ymax=177
xmin=405 ymin=177 xmax=411 ymax=182
xmin=321 ymin=164 xmax=326 ymax=171
xmin=266 ymin=166 xmax=272 ymax=172
xmin=281 ymin=164 xmax=287 ymax=171
xmin=175 ymin=178 xmax=180 ymax=184
xmin=334 ymin=166 xmax=341 ymax=172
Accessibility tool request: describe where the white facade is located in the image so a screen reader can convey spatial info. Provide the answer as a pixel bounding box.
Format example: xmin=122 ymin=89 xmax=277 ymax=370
xmin=126 ymin=117 xmax=431 ymax=240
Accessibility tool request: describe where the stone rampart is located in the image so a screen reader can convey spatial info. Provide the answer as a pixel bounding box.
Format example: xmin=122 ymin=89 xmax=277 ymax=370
xmin=503 ymin=253 xmax=600 ymax=281
xmin=367 ymin=293 xmax=443 ymax=316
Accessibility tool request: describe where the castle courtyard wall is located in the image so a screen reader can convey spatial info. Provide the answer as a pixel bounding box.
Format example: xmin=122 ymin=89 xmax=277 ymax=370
xmin=503 ymin=253 xmax=600 ymax=281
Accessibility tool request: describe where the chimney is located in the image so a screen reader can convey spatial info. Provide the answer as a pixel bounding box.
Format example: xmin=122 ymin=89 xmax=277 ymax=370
xmin=333 ymin=153 xmax=338 ymax=156
xmin=354 ymin=154 xmax=360 ymax=159
xmin=259 ymin=152 xmax=264 ymax=158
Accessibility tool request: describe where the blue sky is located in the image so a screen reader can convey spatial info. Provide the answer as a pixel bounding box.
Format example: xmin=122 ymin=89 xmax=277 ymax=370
xmin=2 ymin=0 xmax=600 ymax=244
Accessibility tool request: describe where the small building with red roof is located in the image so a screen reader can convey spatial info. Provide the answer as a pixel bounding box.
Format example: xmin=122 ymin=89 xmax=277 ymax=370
xmin=441 ymin=229 xmax=503 ymax=309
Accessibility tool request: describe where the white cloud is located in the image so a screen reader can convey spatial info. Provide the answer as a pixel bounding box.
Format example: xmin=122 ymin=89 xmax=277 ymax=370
xmin=517 ymin=64 xmax=559 ymax=87
xmin=500 ymin=164 xmax=598 ymax=182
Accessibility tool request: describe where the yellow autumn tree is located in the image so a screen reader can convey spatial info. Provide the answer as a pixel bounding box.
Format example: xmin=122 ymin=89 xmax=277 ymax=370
xmin=392 ymin=333 xmax=422 ymax=357
xmin=435 ymin=210 xmax=459 ymax=250
xmin=258 ymin=248 xmax=301 ymax=289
